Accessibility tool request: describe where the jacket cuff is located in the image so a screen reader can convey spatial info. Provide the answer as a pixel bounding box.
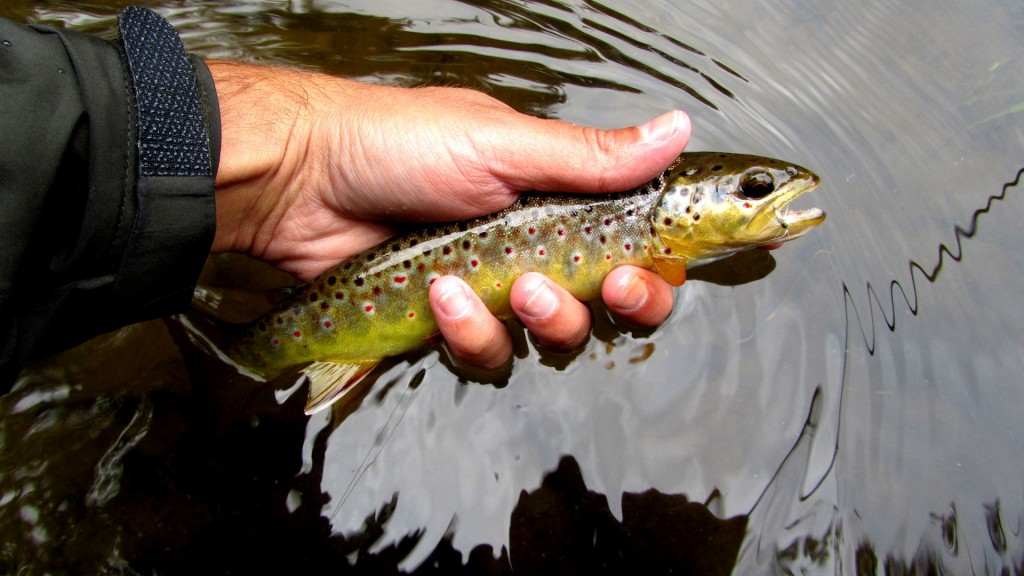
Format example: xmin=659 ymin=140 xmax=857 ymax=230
xmin=108 ymin=6 xmax=217 ymax=325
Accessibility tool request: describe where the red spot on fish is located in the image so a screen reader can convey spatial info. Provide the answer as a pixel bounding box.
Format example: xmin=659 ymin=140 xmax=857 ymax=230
xmin=429 ymin=278 xmax=437 ymax=285
xmin=744 ymin=202 xmax=752 ymax=208
xmin=495 ymin=282 xmax=502 ymax=288
xmin=408 ymin=312 xmax=415 ymax=318
xmin=557 ymin=228 xmax=566 ymax=236
xmin=471 ymin=259 xmax=479 ymax=267
xmin=538 ymin=248 xmax=546 ymax=256
xmin=293 ymin=331 xmax=302 ymax=338
xmin=606 ymin=253 xmax=612 ymax=260
xmin=528 ymin=227 xmax=536 ymax=235
xmin=505 ymin=246 xmax=514 ymax=255
xmin=584 ymin=226 xmax=593 ymax=234
xmin=394 ymin=276 xmax=407 ymax=284
xmin=624 ymin=243 xmax=632 ymax=251
xmin=443 ymin=246 xmax=453 ymax=255
xmin=323 ymin=320 xmax=332 ymax=328
xmin=272 ymin=339 xmax=280 ymax=346
xmin=365 ymin=304 xmax=374 ymax=312
xmin=573 ymin=255 xmax=581 ymax=263
xmin=335 ymin=292 xmax=345 ymax=300
xmin=604 ymin=218 xmax=613 ymax=226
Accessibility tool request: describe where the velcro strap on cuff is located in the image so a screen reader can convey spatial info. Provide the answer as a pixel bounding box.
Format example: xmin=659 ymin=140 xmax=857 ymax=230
xmin=118 ymin=5 xmax=212 ymax=178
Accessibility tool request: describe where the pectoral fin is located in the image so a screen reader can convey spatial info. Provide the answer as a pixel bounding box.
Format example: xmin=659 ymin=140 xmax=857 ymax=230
xmin=651 ymin=253 xmax=688 ymax=286
xmin=302 ymin=360 xmax=379 ymax=415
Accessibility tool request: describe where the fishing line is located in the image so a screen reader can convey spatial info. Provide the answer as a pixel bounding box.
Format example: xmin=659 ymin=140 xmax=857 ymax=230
xmin=807 ymin=164 xmax=1024 ymax=498
xmin=328 ymin=363 xmax=430 ymax=522
xmin=739 ymin=165 xmax=1024 ymax=566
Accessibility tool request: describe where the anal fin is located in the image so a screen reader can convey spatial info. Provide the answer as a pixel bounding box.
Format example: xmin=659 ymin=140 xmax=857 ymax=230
xmin=302 ymin=361 xmax=379 ymax=415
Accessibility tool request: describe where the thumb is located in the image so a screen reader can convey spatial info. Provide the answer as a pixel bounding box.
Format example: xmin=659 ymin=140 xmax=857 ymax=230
xmin=491 ymin=109 xmax=691 ymax=194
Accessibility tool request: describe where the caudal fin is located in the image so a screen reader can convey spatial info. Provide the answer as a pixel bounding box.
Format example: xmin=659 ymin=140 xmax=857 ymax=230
xmin=174 ymin=313 xmax=269 ymax=382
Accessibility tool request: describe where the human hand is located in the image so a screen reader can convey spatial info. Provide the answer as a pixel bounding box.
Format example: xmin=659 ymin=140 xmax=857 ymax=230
xmin=207 ymin=61 xmax=689 ymax=368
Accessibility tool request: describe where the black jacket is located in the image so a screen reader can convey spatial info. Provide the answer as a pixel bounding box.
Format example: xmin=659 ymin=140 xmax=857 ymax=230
xmin=0 ymin=7 xmax=219 ymax=391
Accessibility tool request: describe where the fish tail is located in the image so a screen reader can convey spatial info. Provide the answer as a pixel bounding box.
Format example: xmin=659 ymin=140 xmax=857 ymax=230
xmin=173 ymin=311 xmax=270 ymax=382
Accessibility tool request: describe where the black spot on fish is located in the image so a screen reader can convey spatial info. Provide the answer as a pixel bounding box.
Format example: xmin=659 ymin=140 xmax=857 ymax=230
xmin=354 ymin=277 xmax=364 ymax=287
xmin=309 ymin=293 xmax=319 ymax=303
xmin=479 ymin=231 xmax=488 ymax=239
xmin=258 ymin=322 xmax=266 ymax=332
xmin=321 ymin=301 xmax=330 ymax=311
xmin=443 ymin=246 xmax=453 ymax=255
xmin=409 ymin=238 xmax=419 ymax=247
xmin=457 ymin=222 xmax=469 ymax=232
xmin=693 ymin=213 xmax=701 ymax=221
xmin=423 ymin=249 xmax=432 ymax=257
xmin=663 ymin=217 xmax=673 ymax=226
xmin=711 ymin=165 xmax=723 ymax=171
xmin=373 ymin=286 xmax=382 ymax=296
xmin=403 ymin=260 xmax=412 ymax=269
xmin=391 ymin=243 xmax=401 ymax=252
xmin=462 ymin=240 xmax=471 ymax=250
xmin=327 ymin=276 xmax=337 ymax=285
xmin=366 ymin=252 xmax=377 ymax=261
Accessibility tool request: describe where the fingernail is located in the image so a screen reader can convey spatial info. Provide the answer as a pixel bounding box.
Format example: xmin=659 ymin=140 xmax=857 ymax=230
xmin=639 ymin=110 xmax=689 ymax=144
xmin=612 ymin=272 xmax=648 ymax=313
xmin=437 ymin=280 xmax=472 ymax=320
xmin=519 ymin=276 xmax=558 ymax=320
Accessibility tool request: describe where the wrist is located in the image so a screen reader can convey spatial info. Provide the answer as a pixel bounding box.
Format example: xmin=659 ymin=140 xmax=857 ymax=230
xmin=206 ymin=60 xmax=319 ymax=255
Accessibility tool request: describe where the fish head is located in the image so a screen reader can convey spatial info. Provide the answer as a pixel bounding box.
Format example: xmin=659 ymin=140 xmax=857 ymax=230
xmin=651 ymin=152 xmax=826 ymax=268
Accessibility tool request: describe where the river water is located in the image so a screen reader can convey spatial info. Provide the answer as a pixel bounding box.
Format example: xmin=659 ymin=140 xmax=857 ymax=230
xmin=2 ymin=1 xmax=1023 ymax=574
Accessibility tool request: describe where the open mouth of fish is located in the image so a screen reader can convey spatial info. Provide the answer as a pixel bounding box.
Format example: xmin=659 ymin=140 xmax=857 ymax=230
xmin=749 ymin=175 xmax=826 ymax=240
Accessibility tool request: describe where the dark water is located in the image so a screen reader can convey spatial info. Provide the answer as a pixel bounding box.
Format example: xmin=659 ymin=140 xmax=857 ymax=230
xmin=3 ymin=0 xmax=1024 ymax=573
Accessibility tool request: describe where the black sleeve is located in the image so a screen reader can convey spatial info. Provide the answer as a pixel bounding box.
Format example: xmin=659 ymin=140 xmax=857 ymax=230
xmin=0 ymin=6 xmax=220 ymax=391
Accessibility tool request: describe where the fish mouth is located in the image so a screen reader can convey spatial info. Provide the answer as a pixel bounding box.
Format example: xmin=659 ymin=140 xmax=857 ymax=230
xmin=747 ymin=174 xmax=826 ymax=242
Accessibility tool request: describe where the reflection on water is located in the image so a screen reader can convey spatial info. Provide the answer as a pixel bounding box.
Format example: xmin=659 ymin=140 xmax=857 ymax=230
xmin=3 ymin=0 xmax=1024 ymax=573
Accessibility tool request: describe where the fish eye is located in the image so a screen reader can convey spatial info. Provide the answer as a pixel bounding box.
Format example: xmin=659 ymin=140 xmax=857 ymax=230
xmin=739 ymin=170 xmax=775 ymax=199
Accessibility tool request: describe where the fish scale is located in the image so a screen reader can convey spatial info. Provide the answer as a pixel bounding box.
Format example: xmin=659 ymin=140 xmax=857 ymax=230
xmin=218 ymin=152 xmax=826 ymax=414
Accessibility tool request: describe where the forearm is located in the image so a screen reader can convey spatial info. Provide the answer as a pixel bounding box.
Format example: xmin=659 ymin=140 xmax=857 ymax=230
xmin=0 ymin=9 xmax=218 ymax=387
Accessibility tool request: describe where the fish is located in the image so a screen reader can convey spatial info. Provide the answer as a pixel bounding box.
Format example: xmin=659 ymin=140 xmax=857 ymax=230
xmin=221 ymin=152 xmax=826 ymax=414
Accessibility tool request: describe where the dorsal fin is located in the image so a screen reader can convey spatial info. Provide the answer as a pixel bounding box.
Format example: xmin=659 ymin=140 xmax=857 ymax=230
xmin=302 ymin=361 xmax=379 ymax=414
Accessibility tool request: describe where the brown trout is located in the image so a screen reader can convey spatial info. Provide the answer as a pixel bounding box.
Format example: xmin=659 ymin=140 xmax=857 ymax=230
xmin=223 ymin=152 xmax=825 ymax=414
